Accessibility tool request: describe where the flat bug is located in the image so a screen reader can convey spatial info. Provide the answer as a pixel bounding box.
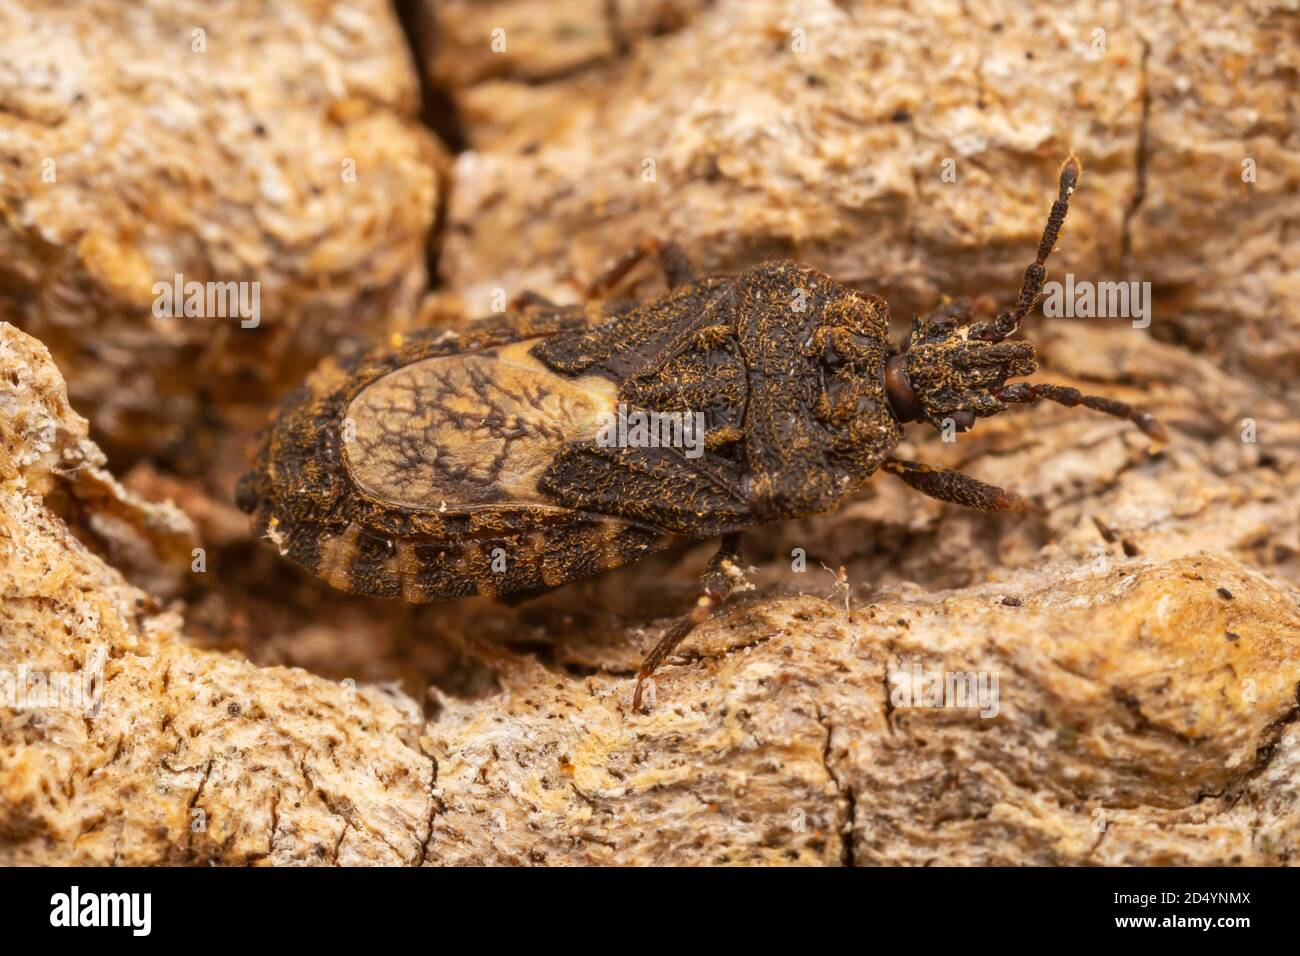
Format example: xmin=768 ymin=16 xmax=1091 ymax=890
xmin=237 ymin=155 xmax=1166 ymax=710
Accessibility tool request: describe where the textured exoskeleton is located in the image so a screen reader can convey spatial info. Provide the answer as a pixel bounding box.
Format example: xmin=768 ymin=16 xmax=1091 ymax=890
xmin=238 ymin=156 xmax=1165 ymax=708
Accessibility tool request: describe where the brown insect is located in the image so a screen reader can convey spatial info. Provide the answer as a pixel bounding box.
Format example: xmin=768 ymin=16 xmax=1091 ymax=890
xmin=237 ymin=155 xmax=1165 ymax=710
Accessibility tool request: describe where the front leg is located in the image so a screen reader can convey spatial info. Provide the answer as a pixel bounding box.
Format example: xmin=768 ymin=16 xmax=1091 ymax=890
xmin=633 ymin=531 xmax=745 ymax=711
xmin=881 ymin=458 xmax=1040 ymax=513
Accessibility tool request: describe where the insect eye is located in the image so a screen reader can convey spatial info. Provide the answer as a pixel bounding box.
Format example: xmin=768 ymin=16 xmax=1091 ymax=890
xmin=950 ymin=409 xmax=976 ymax=432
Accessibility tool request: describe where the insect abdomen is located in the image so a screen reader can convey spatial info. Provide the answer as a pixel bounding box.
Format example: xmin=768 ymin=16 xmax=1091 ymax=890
xmin=282 ymin=516 xmax=670 ymax=602
xmin=241 ymin=314 xmax=682 ymax=601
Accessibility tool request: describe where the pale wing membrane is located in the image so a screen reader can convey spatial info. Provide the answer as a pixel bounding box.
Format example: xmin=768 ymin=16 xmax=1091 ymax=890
xmin=342 ymin=339 xmax=618 ymax=511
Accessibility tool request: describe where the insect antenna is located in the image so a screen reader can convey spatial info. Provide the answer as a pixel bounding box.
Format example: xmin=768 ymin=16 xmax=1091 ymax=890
xmin=972 ymin=154 xmax=1082 ymax=343
xmin=994 ymin=382 xmax=1167 ymax=441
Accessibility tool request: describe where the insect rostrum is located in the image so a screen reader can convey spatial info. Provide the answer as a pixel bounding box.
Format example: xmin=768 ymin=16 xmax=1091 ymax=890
xmin=237 ymin=155 xmax=1165 ymax=710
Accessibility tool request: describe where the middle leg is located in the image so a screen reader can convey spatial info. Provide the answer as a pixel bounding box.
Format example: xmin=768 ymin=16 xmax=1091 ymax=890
xmin=633 ymin=531 xmax=744 ymax=711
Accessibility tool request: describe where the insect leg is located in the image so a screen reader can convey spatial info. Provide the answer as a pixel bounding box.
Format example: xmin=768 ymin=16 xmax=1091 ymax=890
xmin=509 ymin=289 xmax=559 ymax=310
xmin=994 ymin=382 xmax=1168 ymax=441
xmin=655 ymin=240 xmax=697 ymax=288
xmin=881 ymin=458 xmax=1041 ymax=513
xmin=587 ymin=238 xmax=696 ymax=298
xmin=633 ymin=531 xmax=743 ymax=711
xmin=971 ymin=154 xmax=1082 ymax=343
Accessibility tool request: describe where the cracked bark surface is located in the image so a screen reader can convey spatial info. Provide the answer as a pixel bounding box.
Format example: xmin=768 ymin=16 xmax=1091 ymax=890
xmin=0 ymin=0 xmax=445 ymax=482
xmin=3 ymin=0 xmax=1300 ymax=865
xmin=4 ymin=313 xmax=1300 ymax=865
xmin=432 ymin=0 xmax=1299 ymax=389
xmin=0 ymin=327 xmax=434 ymax=865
